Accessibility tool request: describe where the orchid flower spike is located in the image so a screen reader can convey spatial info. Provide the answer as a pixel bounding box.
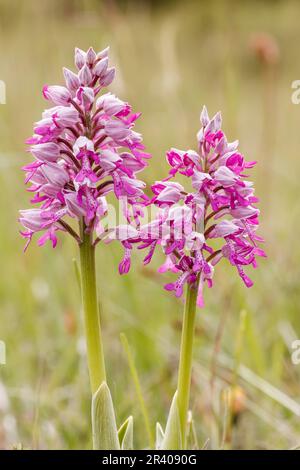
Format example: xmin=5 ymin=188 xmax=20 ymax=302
xmin=121 ymin=106 xmax=266 ymax=306
xmin=19 ymin=46 xmax=150 ymax=251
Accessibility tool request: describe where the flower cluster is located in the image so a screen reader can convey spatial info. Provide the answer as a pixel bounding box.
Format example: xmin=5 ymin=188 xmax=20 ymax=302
xmin=124 ymin=106 xmax=265 ymax=306
xmin=19 ymin=47 xmax=149 ymax=250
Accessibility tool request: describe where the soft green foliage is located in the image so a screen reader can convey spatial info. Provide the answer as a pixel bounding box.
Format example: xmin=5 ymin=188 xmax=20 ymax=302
xmin=160 ymin=391 xmax=182 ymax=450
xmin=155 ymin=423 xmax=165 ymax=450
xmin=92 ymin=382 xmax=119 ymax=450
xmin=118 ymin=416 xmax=133 ymax=450
xmin=0 ymin=0 xmax=299 ymax=450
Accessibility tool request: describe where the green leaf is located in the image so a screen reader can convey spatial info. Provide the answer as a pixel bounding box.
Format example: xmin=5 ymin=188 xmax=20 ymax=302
xmin=161 ymin=391 xmax=182 ymax=450
xmin=155 ymin=422 xmax=165 ymax=450
xmin=92 ymin=382 xmax=120 ymax=450
xmin=118 ymin=416 xmax=133 ymax=450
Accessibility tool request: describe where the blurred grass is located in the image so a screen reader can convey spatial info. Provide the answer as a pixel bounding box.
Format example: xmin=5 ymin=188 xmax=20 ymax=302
xmin=0 ymin=0 xmax=300 ymax=449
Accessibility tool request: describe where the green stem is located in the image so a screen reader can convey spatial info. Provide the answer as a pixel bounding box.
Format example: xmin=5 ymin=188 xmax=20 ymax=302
xmin=79 ymin=221 xmax=106 ymax=394
xmin=176 ymin=278 xmax=199 ymax=448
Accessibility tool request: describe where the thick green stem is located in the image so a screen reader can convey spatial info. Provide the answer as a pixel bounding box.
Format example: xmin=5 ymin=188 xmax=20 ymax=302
xmin=176 ymin=278 xmax=199 ymax=448
xmin=79 ymin=223 xmax=106 ymax=394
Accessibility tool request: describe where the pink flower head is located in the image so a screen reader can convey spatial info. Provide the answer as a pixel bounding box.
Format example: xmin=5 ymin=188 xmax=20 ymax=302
xmin=20 ymin=46 xmax=149 ymax=250
xmin=121 ymin=106 xmax=265 ymax=306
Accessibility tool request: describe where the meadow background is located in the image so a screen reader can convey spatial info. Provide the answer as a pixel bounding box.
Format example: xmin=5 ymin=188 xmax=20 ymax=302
xmin=0 ymin=0 xmax=299 ymax=450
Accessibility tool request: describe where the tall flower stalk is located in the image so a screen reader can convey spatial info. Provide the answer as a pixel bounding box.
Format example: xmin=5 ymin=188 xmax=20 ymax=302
xmin=176 ymin=279 xmax=199 ymax=447
xmin=19 ymin=46 xmax=149 ymax=448
xmin=122 ymin=106 xmax=265 ymax=449
xmin=79 ymin=222 xmax=106 ymax=394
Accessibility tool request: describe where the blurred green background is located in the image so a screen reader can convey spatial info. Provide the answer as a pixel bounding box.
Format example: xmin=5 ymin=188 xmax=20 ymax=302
xmin=0 ymin=0 xmax=299 ymax=450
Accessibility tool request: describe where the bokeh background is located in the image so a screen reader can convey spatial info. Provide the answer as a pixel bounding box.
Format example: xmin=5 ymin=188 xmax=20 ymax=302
xmin=0 ymin=0 xmax=299 ymax=450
